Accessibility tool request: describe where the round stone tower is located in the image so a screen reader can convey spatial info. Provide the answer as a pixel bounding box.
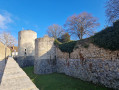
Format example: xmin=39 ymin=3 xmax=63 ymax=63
xmin=34 ymin=35 xmax=56 ymax=74
xmin=18 ymin=30 xmax=37 ymax=56
xmin=35 ymin=35 xmax=55 ymax=60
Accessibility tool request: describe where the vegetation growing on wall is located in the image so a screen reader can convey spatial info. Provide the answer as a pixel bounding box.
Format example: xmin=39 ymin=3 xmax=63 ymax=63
xmin=54 ymin=40 xmax=77 ymax=53
xmin=55 ymin=20 xmax=119 ymax=52
xmin=91 ymin=20 xmax=119 ymax=51
xmin=54 ymin=39 xmax=62 ymax=47
xmin=76 ymin=38 xmax=91 ymax=48
xmin=59 ymin=41 xmax=77 ymax=53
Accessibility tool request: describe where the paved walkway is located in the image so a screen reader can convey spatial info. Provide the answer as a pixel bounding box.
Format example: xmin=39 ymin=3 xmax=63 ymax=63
xmin=0 ymin=57 xmax=39 ymax=90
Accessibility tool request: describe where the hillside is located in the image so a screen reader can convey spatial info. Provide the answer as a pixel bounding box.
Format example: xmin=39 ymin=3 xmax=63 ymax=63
xmin=91 ymin=20 xmax=119 ymax=51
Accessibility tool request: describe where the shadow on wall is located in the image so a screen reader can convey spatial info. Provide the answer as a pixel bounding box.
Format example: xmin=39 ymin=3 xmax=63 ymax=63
xmin=14 ymin=56 xmax=35 ymax=68
xmin=0 ymin=42 xmax=11 ymax=63
xmin=34 ymin=44 xmax=56 ymax=75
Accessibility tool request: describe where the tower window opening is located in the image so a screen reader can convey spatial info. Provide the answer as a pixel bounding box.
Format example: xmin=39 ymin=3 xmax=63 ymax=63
xmin=25 ymin=49 xmax=27 ymax=55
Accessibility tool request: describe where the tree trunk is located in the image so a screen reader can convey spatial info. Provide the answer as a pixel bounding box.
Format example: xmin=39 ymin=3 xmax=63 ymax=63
xmin=80 ymin=28 xmax=83 ymax=40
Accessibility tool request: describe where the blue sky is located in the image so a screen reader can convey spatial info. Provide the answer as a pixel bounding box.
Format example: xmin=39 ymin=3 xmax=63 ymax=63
xmin=0 ymin=0 xmax=107 ymax=42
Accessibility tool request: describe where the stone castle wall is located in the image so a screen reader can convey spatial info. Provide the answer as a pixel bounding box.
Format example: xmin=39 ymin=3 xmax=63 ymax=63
xmin=56 ymin=43 xmax=119 ymax=89
xmin=0 ymin=42 xmax=11 ymax=61
xmin=35 ymin=35 xmax=56 ymax=60
xmin=57 ymin=59 xmax=119 ymax=89
xmin=14 ymin=56 xmax=35 ymax=67
xmin=18 ymin=30 xmax=37 ymax=56
xmin=17 ymin=30 xmax=37 ymax=67
xmin=57 ymin=43 xmax=119 ymax=60
xmin=16 ymin=30 xmax=119 ymax=89
xmin=34 ymin=35 xmax=56 ymax=74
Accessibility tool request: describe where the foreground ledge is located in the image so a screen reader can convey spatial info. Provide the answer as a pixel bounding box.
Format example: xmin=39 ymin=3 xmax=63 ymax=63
xmin=0 ymin=57 xmax=39 ymax=90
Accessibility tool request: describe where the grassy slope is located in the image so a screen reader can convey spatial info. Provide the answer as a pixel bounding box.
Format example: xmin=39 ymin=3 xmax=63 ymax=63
xmin=23 ymin=67 xmax=112 ymax=90
xmin=77 ymin=20 xmax=119 ymax=51
xmin=82 ymin=20 xmax=119 ymax=51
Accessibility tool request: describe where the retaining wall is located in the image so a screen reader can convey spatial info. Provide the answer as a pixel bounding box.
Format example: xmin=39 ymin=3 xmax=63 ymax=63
xmin=56 ymin=43 xmax=119 ymax=89
xmin=57 ymin=59 xmax=119 ymax=89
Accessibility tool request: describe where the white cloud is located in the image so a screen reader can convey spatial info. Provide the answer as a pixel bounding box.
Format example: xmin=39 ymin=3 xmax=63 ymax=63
xmin=0 ymin=10 xmax=13 ymax=29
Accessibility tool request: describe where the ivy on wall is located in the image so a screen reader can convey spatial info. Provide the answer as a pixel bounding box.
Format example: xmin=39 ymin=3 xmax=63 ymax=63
xmin=59 ymin=41 xmax=77 ymax=53
xmin=91 ymin=20 xmax=119 ymax=51
xmin=54 ymin=40 xmax=77 ymax=53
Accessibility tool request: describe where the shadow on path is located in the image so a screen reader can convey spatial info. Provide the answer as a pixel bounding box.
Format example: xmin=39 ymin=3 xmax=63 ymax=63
xmin=0 ymin=59 xmax=6 ymax=84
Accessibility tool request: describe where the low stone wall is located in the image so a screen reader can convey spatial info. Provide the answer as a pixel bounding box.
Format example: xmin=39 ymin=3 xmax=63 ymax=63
xmin=0 ymin=57 xmax=38 ymax=90
xmin=34 ymin=59 xmax=56 ymax=74
xmin=56 ymin=43 xmax=119 ymax=89
xmin=14 ymin=56 xmax=35 ymax=67
xmin=57 ymin=59 xmax=119 ymax=89
xmin=56 ymin=43 xmax=119 ymax=60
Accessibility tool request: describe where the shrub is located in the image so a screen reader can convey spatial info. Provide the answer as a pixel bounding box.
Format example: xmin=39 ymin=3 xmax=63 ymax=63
xmin=91 ymin=20 xmax=119 ymax=51
xmin=59 ymin=41 xmax=77 ymax=53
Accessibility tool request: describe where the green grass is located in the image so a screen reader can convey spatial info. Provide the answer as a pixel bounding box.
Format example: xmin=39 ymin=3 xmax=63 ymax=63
xmin=23 ymin=66 xmax=112 ymax=90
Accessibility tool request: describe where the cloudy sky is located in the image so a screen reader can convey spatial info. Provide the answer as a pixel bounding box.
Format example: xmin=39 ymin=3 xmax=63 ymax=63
xmin=0 ymin=0 xmax=107 ymax=42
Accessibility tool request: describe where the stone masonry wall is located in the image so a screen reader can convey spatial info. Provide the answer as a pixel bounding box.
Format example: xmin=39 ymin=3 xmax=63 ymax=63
xmin=34 ymin=35 xmax=56 ymax=74
xmin=0 ymin=42 xmax=11 ymax=61
xmin=57 ymin=59 xmax=119 ymax=89
xmin=57 ymin=43 xmax=119 ymax=60
xmin=17 ymin=30 xmax=37 ymax=68
xmin=16 ymin=30 xmax=119 ymax=89
xmin=14 ymin=56 xmax=35 ymax=68
xmin=56 ymin=43 xmax=119 ymax=89
xmin=18 ymin=30 xmax=37 ymax=56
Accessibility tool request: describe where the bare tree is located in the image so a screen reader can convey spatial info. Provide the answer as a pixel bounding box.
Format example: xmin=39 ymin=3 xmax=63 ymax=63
xmin=105 ymin=0 xmax=119 ymax=23
xmin=47 ymin=24 xmax=65 ymax=39
xmin=0 ymin=31 xmax=17 ymax=62
xmin=64 ymin=12 xmax=100 ymax=40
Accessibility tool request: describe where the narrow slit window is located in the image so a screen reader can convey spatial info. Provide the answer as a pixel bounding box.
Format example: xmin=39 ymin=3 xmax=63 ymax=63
xmin=25 ymin=49 xmax=27 ymax=55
